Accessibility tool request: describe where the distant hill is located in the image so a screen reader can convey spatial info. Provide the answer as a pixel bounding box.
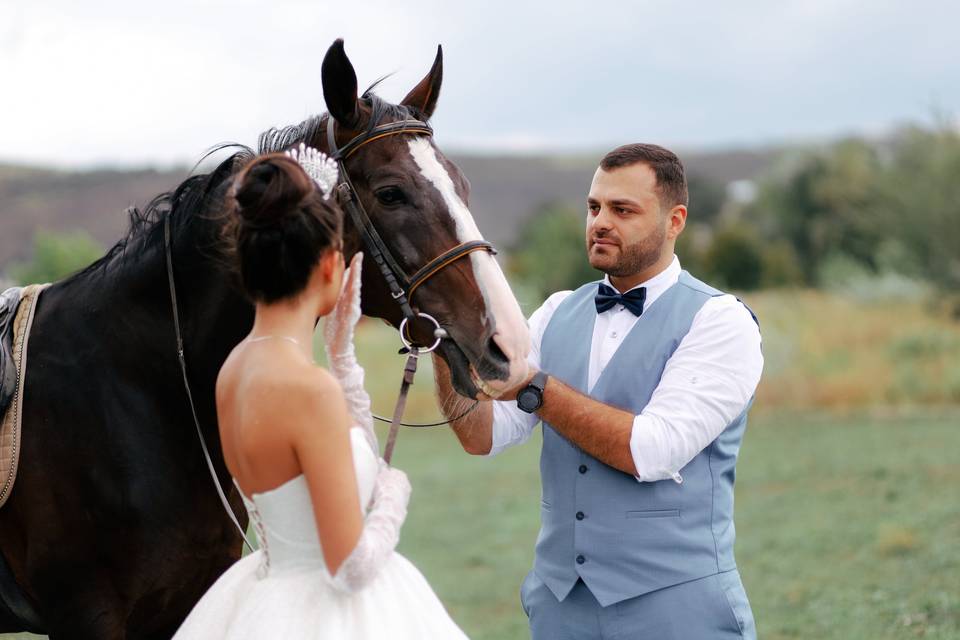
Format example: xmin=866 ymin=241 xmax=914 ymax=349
xmin=0 ymin=147 xmax=780 ymax=269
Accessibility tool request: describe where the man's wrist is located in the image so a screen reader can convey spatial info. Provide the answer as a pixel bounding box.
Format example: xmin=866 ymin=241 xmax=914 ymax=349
xmin=517 ymin=371 xmax=549 ymax=413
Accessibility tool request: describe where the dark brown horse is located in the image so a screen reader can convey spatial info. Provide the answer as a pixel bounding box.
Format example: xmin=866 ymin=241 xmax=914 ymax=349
xmin=0 ymin=39 xmax=529 ymax=639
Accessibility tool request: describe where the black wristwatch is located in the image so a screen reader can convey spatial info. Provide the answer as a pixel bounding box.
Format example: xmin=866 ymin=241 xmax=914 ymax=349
xmin=517 ymin=371 xmax=549 ymax=414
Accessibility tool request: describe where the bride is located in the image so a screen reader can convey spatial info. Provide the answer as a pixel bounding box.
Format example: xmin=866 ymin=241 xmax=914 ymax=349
xmin=174 ymin=149 xmax=468 ymax=638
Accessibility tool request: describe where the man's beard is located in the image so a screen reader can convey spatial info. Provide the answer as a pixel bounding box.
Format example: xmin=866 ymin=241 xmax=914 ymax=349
xmin=590 ymin=224 xmax=666 ymax=278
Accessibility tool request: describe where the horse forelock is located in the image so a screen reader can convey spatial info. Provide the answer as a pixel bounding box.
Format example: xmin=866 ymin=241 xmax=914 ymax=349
xmin=259 ymin=89 xmax=425 ymax=156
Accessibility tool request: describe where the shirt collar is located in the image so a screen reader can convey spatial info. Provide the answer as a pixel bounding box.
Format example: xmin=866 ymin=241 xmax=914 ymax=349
xmin=602 ymin=255 xmax=681 ymax=311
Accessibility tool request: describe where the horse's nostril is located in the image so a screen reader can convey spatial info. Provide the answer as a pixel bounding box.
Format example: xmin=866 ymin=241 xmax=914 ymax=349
xmin=485 ymin=335 xmax=509 ymax=367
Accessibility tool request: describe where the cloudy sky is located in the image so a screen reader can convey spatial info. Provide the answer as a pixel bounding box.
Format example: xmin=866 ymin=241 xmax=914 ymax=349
xmin=1 ymin=0 xmax=957 ymax=167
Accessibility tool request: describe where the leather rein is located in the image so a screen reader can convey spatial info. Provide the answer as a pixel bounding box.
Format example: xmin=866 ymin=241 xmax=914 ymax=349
xmin=165 ymin=114 xmax=490 ymax=549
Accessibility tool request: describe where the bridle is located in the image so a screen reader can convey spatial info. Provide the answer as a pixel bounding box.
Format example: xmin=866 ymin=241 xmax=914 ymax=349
xmin=325 ymin=115 xmax=490 ymax=461
xmin=325 ymin=115 xmax=496 ymax=349
xmin=165 ymin=113 xmax=494 ymax=550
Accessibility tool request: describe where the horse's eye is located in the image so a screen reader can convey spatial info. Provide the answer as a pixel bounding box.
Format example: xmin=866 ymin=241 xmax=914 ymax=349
xmin=375 ymin=187 xmax=406 ymax=206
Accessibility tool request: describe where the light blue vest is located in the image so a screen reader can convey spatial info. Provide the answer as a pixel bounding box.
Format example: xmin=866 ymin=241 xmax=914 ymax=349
xmin=535 ymin=271 xmax=754 ymax=607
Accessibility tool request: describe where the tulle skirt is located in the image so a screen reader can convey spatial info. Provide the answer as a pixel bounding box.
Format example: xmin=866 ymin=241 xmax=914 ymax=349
xmin=173 ymin=550 xmax=468 ymax=639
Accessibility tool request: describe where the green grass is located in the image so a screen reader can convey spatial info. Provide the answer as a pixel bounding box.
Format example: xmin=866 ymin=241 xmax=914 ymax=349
xmin=388 ymin=410 xmax=960 ymax=640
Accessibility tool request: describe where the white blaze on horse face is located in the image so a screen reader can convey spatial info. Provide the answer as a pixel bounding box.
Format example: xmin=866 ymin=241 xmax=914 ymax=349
xmin=407 ymin=138 xmax=531 ymax=392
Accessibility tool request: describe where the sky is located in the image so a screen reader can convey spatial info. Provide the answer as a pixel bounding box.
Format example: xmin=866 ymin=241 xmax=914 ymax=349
xmin=1 ymin=0 xmax=957 ymax=168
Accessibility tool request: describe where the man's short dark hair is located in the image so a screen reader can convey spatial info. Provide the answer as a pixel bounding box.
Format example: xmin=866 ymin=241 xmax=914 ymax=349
xmin=600 ymin=144 xmax=689 ymax=209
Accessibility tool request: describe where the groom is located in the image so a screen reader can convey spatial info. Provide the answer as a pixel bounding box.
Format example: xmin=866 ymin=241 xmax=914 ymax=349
xmin=433 ymin=143 xmax=762 ymax=639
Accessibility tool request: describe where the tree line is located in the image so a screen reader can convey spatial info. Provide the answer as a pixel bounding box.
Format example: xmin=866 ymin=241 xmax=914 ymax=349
xmin=510 ymin=121 xmax=960 ymax=313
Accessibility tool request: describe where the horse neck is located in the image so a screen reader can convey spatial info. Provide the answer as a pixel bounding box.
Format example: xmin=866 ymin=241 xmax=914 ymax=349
xmin=162 ymin=213 xmax=254 ymax=393
xmin=54 ymin=209 xmax=252 ymax=389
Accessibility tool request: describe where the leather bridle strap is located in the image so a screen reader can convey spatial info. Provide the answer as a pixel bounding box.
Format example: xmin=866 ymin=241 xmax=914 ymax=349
xmin=407 ymin=240 xmax=496 ymax=303
xmin=165 ymin=217 xmax=254 ymax=553
xmin=326 ymin=116 xmax=497 ymax=315
xmin=325 ymin=115 xmax=496 ymax=463
xmin=335 ymin=119 xmax=434 ymax=160
xmin=328 ymin=118 xmax=417 ymax=319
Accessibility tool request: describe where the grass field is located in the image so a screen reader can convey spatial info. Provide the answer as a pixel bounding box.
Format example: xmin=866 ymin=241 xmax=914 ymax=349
xmin=340 ymin=294 xmax=960 ymax=639
xmin=4 ymin=292 xmax=959 ymax=639
xmin=389 ymin=410 xmax=960 ymax=639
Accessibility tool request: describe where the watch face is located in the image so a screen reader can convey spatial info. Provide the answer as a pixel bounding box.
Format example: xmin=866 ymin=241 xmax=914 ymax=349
xmin=518 ymin=388 xmax=539 ymax=412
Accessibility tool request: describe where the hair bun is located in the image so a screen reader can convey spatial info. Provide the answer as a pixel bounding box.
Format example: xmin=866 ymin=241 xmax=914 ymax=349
xmin=234 ymin=156 xmax=313 ymax=227
xmin=226 ymin=152 xmax=344 ymax=304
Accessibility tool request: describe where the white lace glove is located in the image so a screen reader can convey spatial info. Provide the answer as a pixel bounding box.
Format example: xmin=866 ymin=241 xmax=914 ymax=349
xmin=322 ymin=253 xmax=377 ymax=450
xmin=329 ymin=463 xmax=412 ymax=593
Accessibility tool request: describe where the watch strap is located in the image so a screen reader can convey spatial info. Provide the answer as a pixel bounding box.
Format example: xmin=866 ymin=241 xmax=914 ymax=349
xmin=529 ymin=370 xmax=549 ymax=393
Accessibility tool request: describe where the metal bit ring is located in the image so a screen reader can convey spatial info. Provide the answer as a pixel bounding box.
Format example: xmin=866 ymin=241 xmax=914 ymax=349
xmin=399 ymin=313 xmax=445 ymax=353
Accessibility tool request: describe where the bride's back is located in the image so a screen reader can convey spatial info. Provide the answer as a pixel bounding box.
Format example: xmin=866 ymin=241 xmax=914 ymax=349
xmin=216 ymin=340 xmax=336 ymax=497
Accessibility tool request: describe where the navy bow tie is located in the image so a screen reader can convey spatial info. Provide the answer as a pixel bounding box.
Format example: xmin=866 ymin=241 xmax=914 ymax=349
xmin=595 ymin=282 xmax=647 ymax=316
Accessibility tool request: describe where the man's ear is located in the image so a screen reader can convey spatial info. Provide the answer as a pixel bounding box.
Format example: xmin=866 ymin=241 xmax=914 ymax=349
xmin=668 ymin=205 xmax=687 ymax=240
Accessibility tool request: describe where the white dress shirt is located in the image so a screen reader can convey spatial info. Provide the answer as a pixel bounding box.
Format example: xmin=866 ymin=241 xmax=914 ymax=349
xmin=489 ymin=256 xmax=764 ymax=483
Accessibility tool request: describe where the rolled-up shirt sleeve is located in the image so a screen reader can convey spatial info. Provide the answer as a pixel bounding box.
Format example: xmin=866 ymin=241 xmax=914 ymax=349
xmin=487 ymin=291 xmax=572 ymax=457
xmin=629 ymin=295 xmax=763 ymax=483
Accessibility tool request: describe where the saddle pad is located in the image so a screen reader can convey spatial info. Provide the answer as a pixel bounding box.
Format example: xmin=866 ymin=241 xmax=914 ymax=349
xmin=0 ymin=284 xmax=48 ymax=509
xmin=1 ymin=288 xmax=22 ymax=416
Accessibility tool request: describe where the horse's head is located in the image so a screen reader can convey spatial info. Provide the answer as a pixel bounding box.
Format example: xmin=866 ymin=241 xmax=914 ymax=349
xmin=316 ymin=40 xmax=529 ymax=399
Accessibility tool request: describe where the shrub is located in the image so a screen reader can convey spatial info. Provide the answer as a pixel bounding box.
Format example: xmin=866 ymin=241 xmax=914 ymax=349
xmin=10 ymin=229 xmax=103 ymax=285
xmin=507 ymin=203 xmax=600 ymax=301
xmin=703 ymin=224 xmax=764 ymax=290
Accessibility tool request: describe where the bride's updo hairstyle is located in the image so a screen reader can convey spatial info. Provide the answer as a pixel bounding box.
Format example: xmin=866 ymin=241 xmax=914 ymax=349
xmin=225 ymin=153 xmax=343 ymax=303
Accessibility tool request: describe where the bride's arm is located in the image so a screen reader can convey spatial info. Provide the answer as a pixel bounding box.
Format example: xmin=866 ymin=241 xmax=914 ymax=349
xmin=293 ymin=371 xmax=365 ymax=575
xmin=327 ymin=461 xmax=410 ymax=593
xmin=294 ymin=371 xmax=411 ymax=593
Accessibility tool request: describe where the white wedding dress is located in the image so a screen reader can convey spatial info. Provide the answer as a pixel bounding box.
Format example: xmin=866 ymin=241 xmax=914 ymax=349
xmin=173 ymin=427 xmax=468 ymax=639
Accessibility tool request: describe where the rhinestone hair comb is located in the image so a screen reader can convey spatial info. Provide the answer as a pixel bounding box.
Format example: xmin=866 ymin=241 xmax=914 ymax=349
xmin=285 ymin=143 xmax=339 ymax=200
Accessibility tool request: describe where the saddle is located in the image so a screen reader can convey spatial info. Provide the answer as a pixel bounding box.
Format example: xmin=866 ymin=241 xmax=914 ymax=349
xmin=0 ymin=286 xmax=46 ymax=632
xmin=1 ymin=284 xmax=47 ymax=509
xmin=0 ymin=287 xmax=21 ymax=418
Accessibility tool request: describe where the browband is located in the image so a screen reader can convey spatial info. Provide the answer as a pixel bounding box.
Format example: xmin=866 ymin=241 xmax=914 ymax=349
xmin=327 ymin=118 xmax=434 ymax=161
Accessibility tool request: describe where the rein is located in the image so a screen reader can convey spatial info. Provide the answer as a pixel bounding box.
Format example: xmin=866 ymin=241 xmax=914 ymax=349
xmin=164 ymin=217 xmax=255 ymax=552
xmin=326 ymin=116 xmax=490 ymax=462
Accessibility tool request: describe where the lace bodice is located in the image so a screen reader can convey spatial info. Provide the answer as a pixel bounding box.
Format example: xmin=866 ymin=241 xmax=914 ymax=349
xmin=238 ymin=428 xmax=379 ymax=578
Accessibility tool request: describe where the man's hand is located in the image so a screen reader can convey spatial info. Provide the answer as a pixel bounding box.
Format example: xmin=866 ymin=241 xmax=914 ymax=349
xmin=491 ymin=368 xmax=539 ymax=402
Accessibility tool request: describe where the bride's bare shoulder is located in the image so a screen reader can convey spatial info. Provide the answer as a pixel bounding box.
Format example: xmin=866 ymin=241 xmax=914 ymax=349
xmin=255 ymin=365 xmax=350 ymax=438
xmin=218 ymin=348 xmax=347 ymax=429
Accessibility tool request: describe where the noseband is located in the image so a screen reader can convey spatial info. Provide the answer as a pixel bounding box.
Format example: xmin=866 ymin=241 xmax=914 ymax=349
xmin=325 ymin=116 xmax=496 ymax=347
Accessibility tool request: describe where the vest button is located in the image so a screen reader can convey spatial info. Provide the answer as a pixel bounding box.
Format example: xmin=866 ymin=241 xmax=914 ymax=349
xmin=578 ymin=465 xmax=588 ymax=474
xmin=576 ymin=511 xmax=585 ymax=520
xmin=576 ymin=555 xmax=586 ymax=565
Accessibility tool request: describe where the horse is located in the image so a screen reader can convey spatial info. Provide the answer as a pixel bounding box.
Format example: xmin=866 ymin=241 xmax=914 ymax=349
xmin=0 ymin=39 xmax=530 ymax=639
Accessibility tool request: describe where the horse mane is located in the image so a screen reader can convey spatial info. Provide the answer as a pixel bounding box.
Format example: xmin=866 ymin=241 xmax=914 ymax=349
xmin=258 ymin=86 xmax=425 ymax=154
xmin=67 ymin=88 xmax=424 ymax=283
xmin=68 ymin=147 xmax=252 ymax=281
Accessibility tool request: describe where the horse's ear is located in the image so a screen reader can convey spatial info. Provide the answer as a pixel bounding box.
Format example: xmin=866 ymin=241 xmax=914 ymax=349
xmin=322 ymin=39 xmax=360 ymax=128
xmin=401 ymin=45 xmax=443 ymax=119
